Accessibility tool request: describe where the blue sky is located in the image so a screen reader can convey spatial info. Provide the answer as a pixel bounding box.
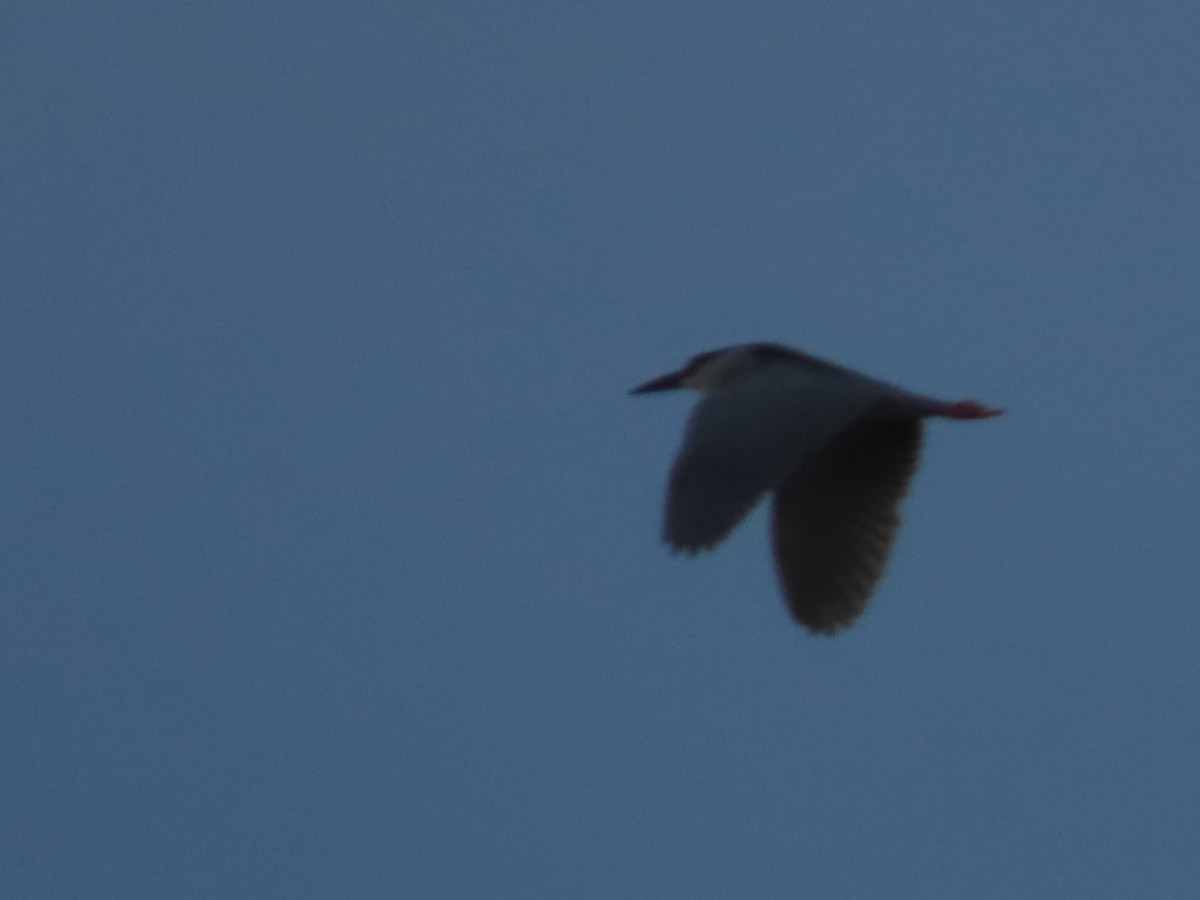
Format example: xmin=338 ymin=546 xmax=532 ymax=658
xmin=4 ymin=3 xmax=1199 ymax=897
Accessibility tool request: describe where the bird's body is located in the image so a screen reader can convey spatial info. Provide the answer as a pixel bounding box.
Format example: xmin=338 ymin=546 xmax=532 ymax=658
xmin=631 ymin=343 xmax=1002 ymax=633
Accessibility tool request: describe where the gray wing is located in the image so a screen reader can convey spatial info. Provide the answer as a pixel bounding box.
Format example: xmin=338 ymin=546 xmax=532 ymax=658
xmin=770 ymin=415 xmax=923 ymax=632
xmin=662 ymin=372 xmax=881 ymax=552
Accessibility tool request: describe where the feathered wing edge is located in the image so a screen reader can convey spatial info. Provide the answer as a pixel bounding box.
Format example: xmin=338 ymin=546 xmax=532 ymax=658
xmin=770 ymin=416 xmax=924 ymax=633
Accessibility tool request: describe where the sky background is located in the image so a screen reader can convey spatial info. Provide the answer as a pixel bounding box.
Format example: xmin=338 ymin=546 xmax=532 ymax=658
xmin=4 ymin=3 xmax=1199 ymax=897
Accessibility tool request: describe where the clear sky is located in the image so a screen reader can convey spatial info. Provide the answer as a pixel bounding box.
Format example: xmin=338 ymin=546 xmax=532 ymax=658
xmin=4 ymin=3 xmax=1199 ymax=897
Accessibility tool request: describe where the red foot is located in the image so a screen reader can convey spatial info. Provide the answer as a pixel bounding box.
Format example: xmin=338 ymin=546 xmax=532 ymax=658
xmin=940 ymin=399 xmax=1005 ymax=420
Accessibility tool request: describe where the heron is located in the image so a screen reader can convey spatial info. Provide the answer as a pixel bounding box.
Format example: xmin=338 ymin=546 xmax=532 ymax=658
xmin=631 ymin=342 xmax=1003 ymax=633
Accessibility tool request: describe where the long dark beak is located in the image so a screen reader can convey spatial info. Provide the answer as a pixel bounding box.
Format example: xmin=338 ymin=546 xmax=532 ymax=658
xmin=629 ymin=370 xmax=685 ymax=395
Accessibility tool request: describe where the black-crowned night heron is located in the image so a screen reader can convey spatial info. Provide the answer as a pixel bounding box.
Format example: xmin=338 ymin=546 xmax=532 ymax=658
xmin=631 ymin=342 xmax=1003 ymax=634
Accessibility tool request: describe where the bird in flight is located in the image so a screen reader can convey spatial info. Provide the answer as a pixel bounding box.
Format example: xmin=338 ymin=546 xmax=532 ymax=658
xmin=631 ymin=342 xmax=1003 ymax=633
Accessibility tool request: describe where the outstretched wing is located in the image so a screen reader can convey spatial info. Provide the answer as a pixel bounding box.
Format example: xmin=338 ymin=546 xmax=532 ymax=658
xmin=770 ymin=415 xmax=923 ymax=632
xmin=663 ymin=370 xmax=881 ymax=552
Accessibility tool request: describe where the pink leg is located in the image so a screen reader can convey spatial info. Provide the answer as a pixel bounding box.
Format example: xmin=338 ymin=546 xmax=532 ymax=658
xmin=939 ymin=399 xmax=1005 ymax=420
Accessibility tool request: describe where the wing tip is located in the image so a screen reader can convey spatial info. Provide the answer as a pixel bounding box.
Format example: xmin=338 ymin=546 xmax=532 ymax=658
xmin=785 ymin=600 xmax=870 ymax=635
xmin=663 ymin=534 xmax=720 ymax=555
